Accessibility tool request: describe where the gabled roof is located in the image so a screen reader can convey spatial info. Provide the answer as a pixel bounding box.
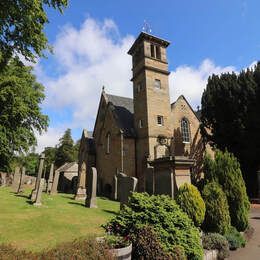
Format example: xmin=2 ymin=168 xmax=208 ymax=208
xmin=171 ymin=95 xmax=201 ymax=122
xmin=56 ymin=162 xmax=78 ymax=173
xmin=106 ymin=94 xmax=136 ymax=137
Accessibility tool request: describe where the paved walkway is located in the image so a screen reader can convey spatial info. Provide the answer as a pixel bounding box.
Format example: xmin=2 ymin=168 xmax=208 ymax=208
xmin=229 ymin=204 xmax=260 ymax=259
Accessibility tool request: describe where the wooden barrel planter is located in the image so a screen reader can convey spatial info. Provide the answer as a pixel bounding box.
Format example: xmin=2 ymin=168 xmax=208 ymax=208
xmin=109 ymin=243 xmax=132 ymax=260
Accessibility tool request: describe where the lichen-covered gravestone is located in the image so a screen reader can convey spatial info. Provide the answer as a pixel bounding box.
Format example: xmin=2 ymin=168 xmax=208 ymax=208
xmin=50 ymin=170 xmax=60 ymax=195
xmin=85 ymin=167 xmax=97 ymax=208
xmin=12 ymin=167 xmax=21 ymax=192
xmin=17 ymin=167 xmax=26 ymax=193
xmin=31 ymin=153 xmax=45 ymax=201
xmin=33 ymin=178 xmax=45 ymax=206
xmin=46 ymin=163 xmax=54 ymax=193
xmin=117 ymin=173 xmax=138 ymax=208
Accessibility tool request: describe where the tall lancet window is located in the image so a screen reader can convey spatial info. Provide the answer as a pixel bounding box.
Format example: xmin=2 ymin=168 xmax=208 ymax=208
xmin=106 ymin=133 xmax=111 ymax=154
xmin=181 ymin=118 xmax=190 ymax=143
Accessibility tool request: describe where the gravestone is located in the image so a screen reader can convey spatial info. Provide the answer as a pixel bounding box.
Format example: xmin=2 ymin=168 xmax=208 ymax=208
xmin=75 ymin=162 xmax=87 ymax=200
xmin=12 ymin=167 xmax=21 ymax=192
xmin=117 ymin=173 xmax=138 ymax=208
xmin=50 ymin=170 xmax=60 ymax=195
xmin=85 ymin=167 xmax=97 ymax=208
xmin=31 ymin=153 xmax=45 ymax=201
xmin=46 ymin=163 xmax=54 ymax=193
xmin=17 ymin=167 xmax=26 ymax=193
xmin=33 ymin=178 xmax=45 ymax=206
xmin=0 ymin=172 xmax=7 ymax=187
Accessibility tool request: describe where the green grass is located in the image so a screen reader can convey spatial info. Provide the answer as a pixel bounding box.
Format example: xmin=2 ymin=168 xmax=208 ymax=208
xmin=0 ymin=187 xmax=119 ymax=252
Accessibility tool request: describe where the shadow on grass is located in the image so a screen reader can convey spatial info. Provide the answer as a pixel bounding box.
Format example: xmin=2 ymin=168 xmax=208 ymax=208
xmin=15 ymin=194 xmax=29 ymax=199
xmin=101 ymin=209 xmax=118 ymax=215
xmin=68 ymin=201 xmax=86 ymax=207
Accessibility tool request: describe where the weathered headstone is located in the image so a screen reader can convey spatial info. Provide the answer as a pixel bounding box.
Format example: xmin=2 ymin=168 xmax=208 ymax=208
xmin=117 ymin=173 xmax=138 ymax=208
xmin=50 ymin=170 xmax=60 ymax=195
xmin=46 ymin=163 xmax=54 ymax=193
xmin=33 ymin=178 xmax=45 ymax=206
xmin=75 ymin=163 xmax=87 ymax=200
xmin=85 ymin=167 xmax=97 ymax=208
xmin=12 ymin=167 xmax=21 ymax=192
xmin=0 ymin=172 xmax=7 ymax=187
xmin=31 ymin=153 xmax=45 ymax=201
xmin=17 ymin=167 xmax=26 ymax=193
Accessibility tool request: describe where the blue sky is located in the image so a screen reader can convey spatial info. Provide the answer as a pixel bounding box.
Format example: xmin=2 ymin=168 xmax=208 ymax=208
xmin=34 ymin=0 xmax=260 ymax=151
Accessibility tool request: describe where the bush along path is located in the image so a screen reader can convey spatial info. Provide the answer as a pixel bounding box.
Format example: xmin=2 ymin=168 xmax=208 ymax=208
xmin=228 ymin=204 xmax=260 ymax=260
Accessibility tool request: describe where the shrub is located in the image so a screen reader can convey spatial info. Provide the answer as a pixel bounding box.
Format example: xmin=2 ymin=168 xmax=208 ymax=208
xmin=0 ymin=238 xmax=114 ymax=260
xmin=131 ymin=226 xmax=171 ymax=259
xmin=224 ymin=226 xmax=246 ymax=250
xmin=176 ymin=183 xmax=206 ymax=227
xmin=104 ymin=192 xmax=203 ymax=260
xmin=104 ymin=234 xmax=130 ymax=249
xmin=202 ymin=233 xmax=229 ymax=259
xmin=203 ymin=150 xmax=250 ymax=231
xmin=202 ymin=182 xmax=231 ymax=234
xmin=171 ymin=245 xmax=187 ymax=260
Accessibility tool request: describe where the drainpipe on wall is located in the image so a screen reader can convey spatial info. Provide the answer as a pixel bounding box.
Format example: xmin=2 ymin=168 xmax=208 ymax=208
xmin=120 ymin=130 xmax=124 ymax=173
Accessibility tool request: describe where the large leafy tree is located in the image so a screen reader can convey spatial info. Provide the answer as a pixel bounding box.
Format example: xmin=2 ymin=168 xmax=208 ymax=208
xmin=55 ymin=129 xmax=76 ymax=167
xmin=201 ymin=63 xmax=260 ymax=196
xmin=0 ymin=0 xmax=68 ymax=68
xmin=0 ymin=58 xmax=48 ymax=171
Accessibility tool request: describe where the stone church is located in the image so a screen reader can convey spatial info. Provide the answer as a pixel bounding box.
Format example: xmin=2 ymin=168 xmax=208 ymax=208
xmin=75 ymin=32 xmax=213 ymax=200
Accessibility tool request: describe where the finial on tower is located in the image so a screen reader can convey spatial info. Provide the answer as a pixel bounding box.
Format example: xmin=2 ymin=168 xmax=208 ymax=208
xmin=102 ymin=85 xmax=105 ymax=93
xmin=142 ymin=20 xmax=152 ymax=34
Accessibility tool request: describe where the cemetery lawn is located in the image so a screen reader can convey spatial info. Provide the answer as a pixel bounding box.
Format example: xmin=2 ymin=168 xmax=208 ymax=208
xmin=0 ymin=187 xmax=120 ymax=252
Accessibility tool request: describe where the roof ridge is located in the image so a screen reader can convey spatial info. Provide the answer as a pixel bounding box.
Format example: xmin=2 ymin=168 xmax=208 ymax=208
xmin=106 ymin=93 xmax=133 ymax=101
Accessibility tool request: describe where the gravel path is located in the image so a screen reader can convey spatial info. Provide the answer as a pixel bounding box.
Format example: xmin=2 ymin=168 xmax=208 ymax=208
xmin=228 ymin=204 xmax=260 ymax=260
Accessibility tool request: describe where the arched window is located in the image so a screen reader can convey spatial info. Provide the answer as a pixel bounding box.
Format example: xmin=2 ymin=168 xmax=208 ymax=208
xmin=181 ymin=118 xmax=190 ymax=143
xmin=106 ymin=133 xmax=111 ymax=154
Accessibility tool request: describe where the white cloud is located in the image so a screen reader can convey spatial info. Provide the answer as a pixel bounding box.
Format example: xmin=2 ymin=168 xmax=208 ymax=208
xmin=169 ymin=59 xmax=236 ymax=108
xmin=42 ymin=18 xmax=134 ymax=124
xmin=35 ymin=18 xmax=134 ymax=152
xmin=35 ymin=126 xmax=65 ymax=153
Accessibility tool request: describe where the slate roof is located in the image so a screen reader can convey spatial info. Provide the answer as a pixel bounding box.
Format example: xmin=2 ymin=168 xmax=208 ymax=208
xmin=56 ymin=162 xmax=78 ymax=173
xmin=106 ymin=94 xmax=136 ymax=137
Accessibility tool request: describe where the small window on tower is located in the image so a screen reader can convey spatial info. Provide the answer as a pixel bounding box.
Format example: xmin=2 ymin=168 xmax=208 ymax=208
xmin=139 ymin=119 xmax=143 ymax=128
xmin=150 ymin=44 xmax=155 ymax=58
xmin=154 ymin=79 xmax=161 ymax=89
xmin=156 ymin=45 xmax=161 ymax=60
xmin=157 ymin=116 xmax=164 ymax=126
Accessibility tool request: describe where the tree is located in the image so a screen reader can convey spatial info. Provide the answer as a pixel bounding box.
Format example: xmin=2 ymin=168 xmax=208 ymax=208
xmin=203 ymin=150 xmax=250 ymax=231
xmin=0 ymin=58 xmax=48 ymax=171
xmin=201 ymin=63 xmax=260 ymax=196
xmin=55 ymin=129 xmax=75 ymax=167
xmin=0 ymin=0 xmax=68 ymax=68
xmin=202 ymin=182 xmax=231 ymax=234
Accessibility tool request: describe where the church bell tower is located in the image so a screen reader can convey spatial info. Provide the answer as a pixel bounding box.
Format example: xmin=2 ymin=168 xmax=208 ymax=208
xmin=128 ymin=32 xmax=172 ymax=190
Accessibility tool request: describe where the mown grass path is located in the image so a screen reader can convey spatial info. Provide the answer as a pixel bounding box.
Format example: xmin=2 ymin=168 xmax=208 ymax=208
xmin=0 ymin=187 xmax=119 ymax=252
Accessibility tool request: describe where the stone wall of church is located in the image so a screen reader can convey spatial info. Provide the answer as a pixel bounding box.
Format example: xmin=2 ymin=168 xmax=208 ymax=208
xmin=94 ymin=105 xmax=136 ymax=197
xmin=171 ymin=96 xmax=214 ymax=182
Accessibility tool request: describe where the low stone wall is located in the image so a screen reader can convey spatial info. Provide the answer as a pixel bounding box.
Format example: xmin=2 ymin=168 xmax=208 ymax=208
xmin=204 ymin=249 xmax=218 ymax=260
